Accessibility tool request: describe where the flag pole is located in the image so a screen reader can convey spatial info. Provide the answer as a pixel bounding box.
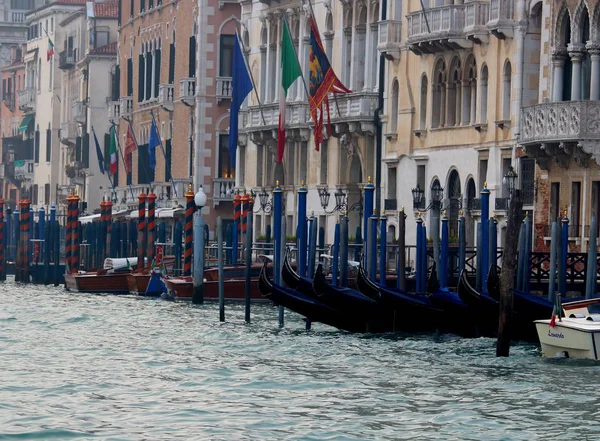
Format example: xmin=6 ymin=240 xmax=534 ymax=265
xmin=91 ymin=126 xmax=117 ymax=195
xmin=111 ymin=122 xmax=135 ymax=200
xmin=236 ymin=26 xmax=266 ymax=126
xmin=281 ymin=13 xmax=312 ymax=107
xmin=149 ymin=110 xmax=178 ymax=197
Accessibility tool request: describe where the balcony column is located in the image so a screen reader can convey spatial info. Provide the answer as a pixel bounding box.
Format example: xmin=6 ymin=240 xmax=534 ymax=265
xmin=265 ymin=15 xmax=272 ymax=103
xmin=470 ymin=80 xmax=477 ymax=124
xmin=569 ymin=47 xmax=584 ymax=101
xmin=461 ymin=79 xmax=470 ymax=125
xmin=552 ymin=51 xmax=566 ymax=102
xmin=350 ymin=0 xmax=358 ymax=91
xmin=587 ymin=43 xmax=600 ymax=100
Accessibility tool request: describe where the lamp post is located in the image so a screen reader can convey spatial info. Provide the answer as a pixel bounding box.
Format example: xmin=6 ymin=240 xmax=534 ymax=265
xmin=503 ymin=165 xmax=518 ymax=199
xmin=318 ymin=187 xmax=347 ymax=214
xmin=430 ymin=180 xmax=443 ymax=281
xmin=193 ymin=186 xmax=207 ymax=304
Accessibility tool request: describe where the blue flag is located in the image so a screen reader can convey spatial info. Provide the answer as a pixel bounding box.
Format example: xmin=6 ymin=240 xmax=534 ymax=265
xmin=92 ymin=127 xmax=105 ymax=175
xmin=148 ymin=117 xmax=160 ymax=170
xmin=228 ymin=33 xmax=253 ymax=170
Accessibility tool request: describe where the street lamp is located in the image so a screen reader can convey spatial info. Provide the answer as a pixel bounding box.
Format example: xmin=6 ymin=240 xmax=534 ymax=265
xmin=430 ymin=180 xmax=444 ymax=208
xmin=503 ymin=165 xmax=518 ymax=197
xmin=319 ymin=187 xmax=347 ymax=213
xmin=193 ymin=186 xmax=207 ymax=304
xmin=411 ymin=185 xmax=424 ymax=210
xmin=253 ymin=188 xmax=273 ymax=213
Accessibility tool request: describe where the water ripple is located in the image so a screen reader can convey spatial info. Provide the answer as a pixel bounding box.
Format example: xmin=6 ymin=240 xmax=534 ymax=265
xmin=2 ymin=278 xmax=600 ymax=440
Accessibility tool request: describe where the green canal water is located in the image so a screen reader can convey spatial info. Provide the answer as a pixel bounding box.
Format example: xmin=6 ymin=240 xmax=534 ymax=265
xmin=1 ymin=278 xmax=599 ymax=440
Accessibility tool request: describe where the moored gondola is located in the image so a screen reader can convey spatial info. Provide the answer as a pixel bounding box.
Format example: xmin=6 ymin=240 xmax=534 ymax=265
xmin=282 ymin=253 xmax=301 ymax=288
xmin=457 ymin=270 xmax=499 ymax=337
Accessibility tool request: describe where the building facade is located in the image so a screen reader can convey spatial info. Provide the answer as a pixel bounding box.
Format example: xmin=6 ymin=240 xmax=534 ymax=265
xmin=520 ymin=0 xmax=600 ymax=252
xmin=115 ymin=0 xmax=240 ymax=232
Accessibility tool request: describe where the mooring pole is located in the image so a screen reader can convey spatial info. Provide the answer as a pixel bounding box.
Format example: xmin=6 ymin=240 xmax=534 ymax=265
xmin=476 ymin=222 xmax=482 ymax=291
xmin=217 ymin=216 xmax=225 ymax=322
xmin=232 ymin=192 xmax=241 ymax=265
xmin=339 ymin=212 xmax=349 ymax=287
xmin=65 ymin=191 xmax=73 ymax=274
xmin=297 ymin=182 xmax=307 ymax=277
xmin=71 ymin=193 xmax=80 ymax=273
xmin=422 ymin=224 xmax=428 ymax=292
xmin=20 ymin=198 xmax=31 ymax=283
xmin=559 ymin=213 xmax=569 ymax=298
xmin=146 ymin=193 xmax=156 ymax=264
xmin=397 ymin=207 xmax=406 ymax=290
xmin=308 ymin=213 xmax=317 ymax=278
xmin=480 ymin=183 xmax=490 ymax=291
xmin=522 ymin=213 xmax=531 ymax=293
xmin=183 ymin=188 xmax=193 ymax=277
xmin=244 ymin=196 xmax=253 ymax=323
xmin=332 ymin=221 xmax=340 ymax=286
xmin=363 ymin=177 xmax=374 ymax=271
xmin=497 ymin=190 xmax=523 ymax=357
xmin=547 ymin=221 xmax=558 ymax=302
xmin=53 ymin=220 xmax=60 ymax=286
xmin=368 ymin=211 xmax=378 ymax=283
xmin=586 ymin=216 xmax=597 ymax=299
xmin=440 ymin=211 xmax=449 ymax=288
xmin=379 ymin=213 xmax=387 ymax=287
xmin=0 ymin=199 xmax=4 ymax=281
xmin=516 ymin=222 xmax=526 ymax=291
xmin=489 ymin=216 xmax=498 ymax=269
xmin=416 ymin=215 xmax=423 ymax=293
xmin=458 ymin=211 xmax=466 ymax=278
xmin=138 ymin=193 xmax=147 ymax=272
xmin=273 ymin=182 xmax=284 ymax=327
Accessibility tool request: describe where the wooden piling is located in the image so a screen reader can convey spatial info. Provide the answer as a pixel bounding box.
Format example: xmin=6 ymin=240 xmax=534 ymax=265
xmin=397 ymin=207 xmax=406 ymax=291
xmin=146 ymin=193 xmax=156 ymax=264
xmin=547 ymin=221 xmax=558 ymax=303
xmin=217 ymin=216 xmax=225 ymax=322
xmin=0 ymin=199 xmax=4 ymax=281
xmin=496 ymin=191 xmax=523 ymax=357
xmin=71 ymin=193 xmax=80 ymax=272
xmin=137 ymin=193 xmax=147 ymax=271
xmin=183 ymin=187 xmax=193 ymax=277
xmin=244 ymin=195 xmax=253 ymax=323
xmin=586 ymin=216 xmax=598 ymax=299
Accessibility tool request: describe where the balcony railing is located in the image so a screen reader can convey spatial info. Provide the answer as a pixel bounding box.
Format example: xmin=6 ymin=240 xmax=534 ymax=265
xmin=108 ymin=100 xmax=120 ymax=121
xmin=11 ymin=12 xmax=25 ymax=22
xmin=59 ymin=50 xmax=77 ymax=70
xmin=466 ymin=197 xmax=481 ymax=211
xmin=213 ymin=178 xmax=235 ymax=205
xmin=487 ymin=0 xmax=514 ymax=38
xmin=72 ymin=101 xmax=86 ymax=124
xmin=542 ymin=224 xmax=583 ymax=238
xmin=407 ymin=5 xmax=469 ymax=52
xmin=328 ymin=92 xmax=379 ymax=122
xmin=216 ymin=77 xmax=232 ymax=102
xmin=179 ymin=78 xmax=195 ymax=105
xmin=158 ymin=84 xmax=174 ymax=111
xmin=464 ymin=0 xmax=490 ymax=43
xmin=245 ymin=101 xmax=310 ymax=130
xmin=13 ymin=160 xmax=34 ymax=181
xmin=120 ymin=96 xmax=133 ymax=118
xmin=17 ymin=88 xmax=35 ymax=112
xmin=377 ymin=20 xmax=402 ymax=60
xmin=60 ymin=122 xmax=78 ymax=146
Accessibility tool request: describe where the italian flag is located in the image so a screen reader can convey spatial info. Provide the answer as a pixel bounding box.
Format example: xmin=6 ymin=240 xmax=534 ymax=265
xmin=277 ymin=19 xmax=302 ymax=164
xmin=109 ymin=126 xmax=118 ymax=175
xmin=47 ymin=37 xmax=54 ymax=61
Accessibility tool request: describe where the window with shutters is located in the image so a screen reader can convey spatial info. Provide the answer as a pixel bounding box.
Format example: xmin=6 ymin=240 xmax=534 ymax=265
xmin=34 ymin=129 xmax=40 ymax=163
xmin=219 ymin=34 xmax=235 ymax=77
xmin=138 ymin=54 xmax=145 ymax=102
xmin=75 ymin=136 xmax=82 ymax=163
xmin=111 ymin=65 xmax=120 ymax=101
xmin=127 ymin=58 xmax=133 ymax=96
xmin=153 ymin=46 xmax=161 ymax=98
xmin=45 ymin=128 xmax=51 ymax=162
xmin=82 ymin=133 xmax=89 ymax=168
xmin=140 ymin=0 xmax=145 ymax=13
xmin=44 ymin=184 xmax=50 ymax=205
xmin=130 ymin=0 xmax=134 ymax=18
xmin=149 ymin=0 xmax=153 ymax=9
xmin=189 ymin=36 xmax=196 ymax=78
xmin=165 ymin=138 xmax=172 ymax=181
xmin=145 ymin=50 xmax=152 ymax=100
xmin=168 ymin=42 xmax=175 ymax=84
xmin=138 ymin=145 xmax=154 ymax=184
xmin=218 ymin=134 xmax=233 ymax=178
xmin=32 ymin=184 xmax=38 ymax=205
xmin=520 ymin=157 xmax=535 ymax=206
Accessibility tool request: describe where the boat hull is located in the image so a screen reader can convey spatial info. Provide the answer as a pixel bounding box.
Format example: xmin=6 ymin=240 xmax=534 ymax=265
xmin=126 ymin=273 xmax=164 ymax=296
xmin=164 ymin=277 xmax=267 ymax=302
xmin=64 ymin=272 xmax=131 ymax=294
xmin=535 ymin=320 xmax=600 ymax=360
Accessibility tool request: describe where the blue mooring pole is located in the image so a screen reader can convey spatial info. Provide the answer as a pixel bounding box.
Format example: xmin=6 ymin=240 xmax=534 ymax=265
xmin=416 ymin=215 xmax=423 ymax=293
xmin=369 ymin=211 xmax=378 ymax=283
xmin=522 ymin=214 xmax=531 ymax=293
xmin=548 ymin=221 xmax=558 ymax=302
xmin=297 ymin=183 xmax=307 ymax=277
xmin=489 ymin=216 xmax=498 ymax=269
xmin=440 ymin=211 xmax=449 ymax=288
xmin=379 ymin=213 xmax=387 ymax=287
xmin=308 ymin=213 xmax=317 ymax=279
xmin=340 ymin=214 xmax=349 ymax=287
xmin=332 ymin=222 xmax=340 ymax=286
xmin=422 ymin=225 xmax=428 ymax=292
xmin=480 ymin=184 xmax=490 ymax=292
xmin=458 ymin=212 xmax=466 ymax=278
xmin=50 ymin=204 xmax=56 ymax=224
xmin=272 ymin=183 xmax=283 ymax=327
xmin=559 ymin=213 xmax=569 ymax=297
xmin=363 ymin=177 xmax=374 ymax=272
xmin=586 ymin=216 xmax=598 ymax=299
xmin=476 ymin=222 xmax=482 ymax=291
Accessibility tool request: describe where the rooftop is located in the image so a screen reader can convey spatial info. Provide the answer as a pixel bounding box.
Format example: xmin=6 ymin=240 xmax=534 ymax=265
xmin=92 ymin=0 xmax=119 ymax=19
xmin=89 ymin=41 xmax=117 ymax=55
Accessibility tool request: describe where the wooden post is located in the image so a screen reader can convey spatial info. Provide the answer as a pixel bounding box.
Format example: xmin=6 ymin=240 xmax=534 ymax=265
xmin=497 ymin=190 xmax=523 ymax=357
xmin=397 ymin=207 xmax=406 ymax=291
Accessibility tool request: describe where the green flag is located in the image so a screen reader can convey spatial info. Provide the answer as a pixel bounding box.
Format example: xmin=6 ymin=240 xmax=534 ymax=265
xmin=278 ymin=18 xmax=302 ymax=164
xmin=109 ymin=126 xmax=118 ymax=175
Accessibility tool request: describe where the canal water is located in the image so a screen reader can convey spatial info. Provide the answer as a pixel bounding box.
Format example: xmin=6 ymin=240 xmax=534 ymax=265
xmin=1 ymin=279 xmax=599 ymax=440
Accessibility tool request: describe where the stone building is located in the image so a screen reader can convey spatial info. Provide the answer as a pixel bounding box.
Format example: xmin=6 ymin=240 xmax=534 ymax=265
xmin=115 ymin=0 xmax=240 ymax=232
xmin=57 ymin=0 xmax=119 ymax=211
xmin=519 ymin=0 xmax=600 ymax=252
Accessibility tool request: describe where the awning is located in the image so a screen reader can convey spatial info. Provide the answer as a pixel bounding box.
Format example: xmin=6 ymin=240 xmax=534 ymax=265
xmin=79 ymin=209 xmax=130 ymax=224
xmin=17 ymin=115 xmax=34 ymax=132
xmin=129 ymin=207 xmax=184 ymax=219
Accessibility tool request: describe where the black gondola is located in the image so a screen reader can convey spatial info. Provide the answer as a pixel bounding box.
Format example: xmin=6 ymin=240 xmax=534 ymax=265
xmin=456 ymin=270 xmax=499 ymax=337
xmin=282 ymin=253 xmax=301 ymax=288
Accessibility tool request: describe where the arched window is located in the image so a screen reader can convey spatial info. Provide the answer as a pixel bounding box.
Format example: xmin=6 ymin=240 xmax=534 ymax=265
xmin=420 ymin=75 xmax=428 ymax=129
xmin=368 ymin=4 xmax=379 ymax=90
xmin=268 ymin=21 xmax=277 ymax=102
xmin=260 ymin=26 xmax=267 ymax=102
xmin=343 ymin=6 xmax=353 ymax=86
xmin=464 ymin=56 xmax=476 ymax=125
xmin=447 ymin=57 xmax=461 ymax=127
xmin=432 ymin=59 xmax=446 ymax=128
xmin=447 ymin=170 xmax=461 ymax=237
xmin=480 ymin=65 xmax=488 ymax=123
xmin=390 ymin=78 xmax=399 ymax=132
xmin=355 ymin=7 xmax=367 ymax=91
xmin=502 ymin=61 xmax=512 ymax=120
xmin=324 ymin=13 xmax=334 ymax=59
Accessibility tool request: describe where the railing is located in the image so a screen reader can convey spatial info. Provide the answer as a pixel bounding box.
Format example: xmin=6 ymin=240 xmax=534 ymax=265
xmin=407 ymin=4 xmax=466 ymax=39
xmin=13 ymin=159 xmax=34 ymax=181
xmin=520 ymin=101 xmax=600 ymax=145
xmin=11 ymin=12 xmax=25 ymax=22
xmin=179 ymin=78 xmax=195 ymax=104
xmin=59 ymin=50 xmax=76 ymax=70
xmin=328 ymin=92 xmax=379 ymax=121
xmin=245 ymin=101 xmax=310 ymax=129
xmin=158 ymin=84 xmax=174 ymax=110
xmin=72 ymin=101 xmax=86 ymax=123
xmin=216 ymin=77 xmax=232 ymax=101
xmin=108 ymin=100 xmax=121 ymax=121
xmin=465 ymin=1 xmax=490 ymax=30
xmin=466 ymin=197 xmax=481 ymax=211
xmin=213 ymin=178 xmax=235 ymax=202
xmin=377 ymin=20 xmax=402 ymax=56
xmin=120 ymin=96 xmax=133 ymax=118
xmin=60 ymin=121 xmax=78 ymax=144
xmin=17 ymin=88 xmax=35 ymax=111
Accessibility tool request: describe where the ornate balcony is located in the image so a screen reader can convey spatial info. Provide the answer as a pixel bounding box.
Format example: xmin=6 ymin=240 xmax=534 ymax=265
xmin=407 ymin=5 xmax=471 ymax=54
xmin=216 ymin=76 xmax=232 ymax=102
xmin=120 ymin=96 xmax=133 ymax=119
xmin=378 ymin=20 xmax=402 ymax=60
xmin=464 ymin=0 xmax=490 ymax=44
xmin=59 ymin=50 xmax=77 ymax=70
xmin=213 ymin=177 xmax=235 ymax=206
xmin=519 ymin=101 xmax=600 ymax=169
xmin=108 ymin=100 xmax=120 ymax=122
xmin=244 ymin=101 xmax=311 ymax=144
xmin=158 ymin=84 xmax=174 ymax=111
xmin=60 ymin=121 xmax=78 ymax=147
xmin=17 ymin=88 xmax=35 ymax=112
xmin=13 ymin=159 xmax=34 ymax=181
xmin=329 ymin=92 xmax=379 ymax=135
xmin=179 ymin=77 xmax=195 ymax=106
xmin=72 ymin=101 xmax=86 ymax=124
xmin=487 ymin=0 xmax=514 ymax=39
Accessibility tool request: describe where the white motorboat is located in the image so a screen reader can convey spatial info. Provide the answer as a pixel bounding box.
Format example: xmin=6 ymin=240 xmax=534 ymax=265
xmin=535 ymin=298 xmax=600 ymax=360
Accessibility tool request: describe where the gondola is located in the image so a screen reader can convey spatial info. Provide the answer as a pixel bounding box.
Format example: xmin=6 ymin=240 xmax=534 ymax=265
xmin=258 ymin=261 xmax=367 ymax=332
xmin=282 ymin=253 xmax=316 ymax=296
xmin=456 ymin=270 xmax=499 ymax=337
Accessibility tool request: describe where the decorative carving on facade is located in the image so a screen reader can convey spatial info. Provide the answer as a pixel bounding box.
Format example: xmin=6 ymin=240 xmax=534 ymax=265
xmin=340 ymin=133 xmax=359 ymax=160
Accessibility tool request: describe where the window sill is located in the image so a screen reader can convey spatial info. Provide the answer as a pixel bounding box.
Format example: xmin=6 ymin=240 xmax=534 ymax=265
xmin=413 ymin=129 xmax=426 ymax=138
xmin=430 ymin=124 xmax=473 ymax=131
xmin=384 ymin=132 xmax=398 ymax=140
xmin=494 ymin=119 xmax=511 ymax=129
xmin=472 ymin=123 xmax=488 ymax=132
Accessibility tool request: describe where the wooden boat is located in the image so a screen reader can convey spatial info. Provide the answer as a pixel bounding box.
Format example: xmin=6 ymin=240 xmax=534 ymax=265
xmin=64 ymin=271 xmax=131 ymax=294
xmin=258 ymin=262 xmax=367 ymax=332
xmin=535 ymin=297 xmax=600 ymax=360
xmin=127 ymin=273 xmax=152 ymax=295
xmin=457 ymin=270 xmax=499 ymax=337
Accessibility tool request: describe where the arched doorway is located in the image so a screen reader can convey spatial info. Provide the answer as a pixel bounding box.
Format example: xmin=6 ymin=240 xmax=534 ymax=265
xmin=447 ymin=170 xmax=461 ymax=237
